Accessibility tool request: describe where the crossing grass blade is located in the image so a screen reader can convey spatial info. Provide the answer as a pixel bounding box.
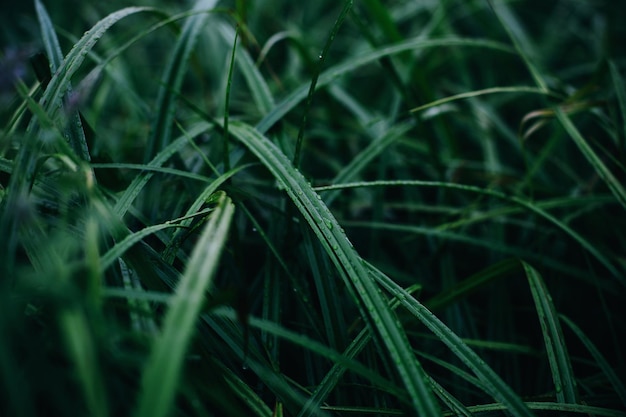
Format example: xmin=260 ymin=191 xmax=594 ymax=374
xmin=229 ymin=121 xmax=441 ymax=416
xmin=559 ymin=314 xmax=626 ymax=408
xmin=255 ymin=37 xmax=515 ymax=133
xmin=366 ymin=261 xmax=535 ymax=417
xmin=134 ymin=191 xmax=235 ymax=417
xmin=144 ymin=0 xmax=217 ymax=162
xmin=522 ymin=261 xmax=578 ymax=404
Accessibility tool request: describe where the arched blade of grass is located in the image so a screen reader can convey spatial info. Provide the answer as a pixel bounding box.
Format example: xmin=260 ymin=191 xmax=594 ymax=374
xmin=99 ymin=211 xmax=204 ymax=271
xmin=35 ymin=0 xmax=89 ymax=161
xmin=425 ymin=258 xmax=520 ymax=312
xmin=162 ymin=163 xmax=256 ymax=264
xmin=323 ymin=121 xmax=414 ymax=207
xmin=229 ymin=121 xmax=441 ymax=416
xmin=255 ymin=37 xmax=515 ymax=133
xmin=522 ymin=261 xmax=578 ymax=404
xmin=463 ymin=402 xmax=626 ymax=417
xmin=113 ymin=121 xmax=213 ymax=217
xmin=366 ymin=261 xmax=535 ymax=417
xmin=559 ymin=314 xmax=626 ymax=408
xmin=134 ymin=191 xmax=234 ymax=417
xmin=38 ymin=6 xmax=154 ymax=117
xmin=144 ymin=0 xmax=217 ymax=162
xmin=314 ymin=180 xmax=623 ymax=282
xmin=409 ymin=86 xmax=561 ymax=114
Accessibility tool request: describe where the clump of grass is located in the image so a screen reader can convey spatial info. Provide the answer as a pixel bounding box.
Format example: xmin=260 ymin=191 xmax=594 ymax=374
xmin=1 ymin=1 xmax=625 ymax=416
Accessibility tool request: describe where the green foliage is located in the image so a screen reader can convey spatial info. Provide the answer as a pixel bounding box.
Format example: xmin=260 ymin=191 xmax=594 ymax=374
xmin=1 ymin=0 xmax=625 ymax=416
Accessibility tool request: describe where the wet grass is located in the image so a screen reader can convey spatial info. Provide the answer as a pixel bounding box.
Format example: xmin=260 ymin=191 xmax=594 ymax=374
xmin=1 ymin=0 xmax=625 ymax=416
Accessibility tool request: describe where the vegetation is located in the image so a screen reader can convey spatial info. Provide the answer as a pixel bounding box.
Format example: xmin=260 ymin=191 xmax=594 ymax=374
xmin=1 ymin=0 xmax=625 ymax=416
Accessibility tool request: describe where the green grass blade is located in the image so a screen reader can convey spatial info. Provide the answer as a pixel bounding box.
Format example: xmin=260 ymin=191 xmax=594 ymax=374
xmin=217 ymin=22 xmax=275 ymax=115
xmin=409 ymin=86 xmax=560 ymax=114
xmin=39 ymin=6 xmax=152 ymax=117
xmin=559 ymin=314 xmax=626 ymax=408
xmin=293 ymin=0 xmax=352 ymax=166
xmin=58 ymin=310 xmax=108 ymax=417
xmin=144 ymin=0 xmax=217 ymax=162
xmin=554 ymin=107 xmax=626 ymax=212
xmin=367 ymin=261 xmax=535 ymax=417
xmin=314 ymin=180 xmax=623 ymax=282
xmin=487 ymin=0 xmax=548 ymax=91
xmin=134 ymin=191 xmax=235 ymax=417
xmin=229 ymin=121 xmax=441 ymax=416
xmin=523 ymin=261 xmax=578 ymax=403
xmin=255 ymin=37 xmax=515 ymax=133
xmin=610 ymin=61 xmax=626 ymax=146
xmin=35 ymin=0 xmax=90 ymax=161
xmin=113 ymin=121 xmax=213 ymax=217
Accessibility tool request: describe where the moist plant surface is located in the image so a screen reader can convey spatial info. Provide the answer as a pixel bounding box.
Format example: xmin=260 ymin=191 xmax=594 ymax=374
xmin=1 ymin=1 xmax=625 ymax=416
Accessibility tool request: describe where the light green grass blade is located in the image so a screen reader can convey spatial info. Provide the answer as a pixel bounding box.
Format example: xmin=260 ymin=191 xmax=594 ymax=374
xmin=523 ymin=261 xmax=578 ymax=403
xmin=134 ymin=191 xmax=234 ymax=417
xmin=144 ymin=0 xmax=217 ymax=161
xmin=367 ymin=261 xmax=535 ymax=417
xmin=256 ymin=37 xmax=515 ymax=133
xmin=559 ymin=314 xmax=626 ymax=408
xmin=555 ymin=107 xmax=626 ymax=212
xmin=229 ymin=121 xmax=441 ymax=416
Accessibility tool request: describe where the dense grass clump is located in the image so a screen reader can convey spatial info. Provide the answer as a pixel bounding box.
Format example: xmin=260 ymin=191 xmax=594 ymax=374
xmin=1 ymin=0 xmax=625 ymax=416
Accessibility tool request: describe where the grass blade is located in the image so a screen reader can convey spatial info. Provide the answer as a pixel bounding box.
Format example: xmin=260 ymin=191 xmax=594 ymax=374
xmin=559 ymin=314 xmax=626 ymax=408
xmin=367 ymin=261 xmax=535 ymax=417
xmin=35 ymin=0 xmax=90 ymax=161
xmin=229 ymin=121 xmax=441 ymax=416
xmin=554 ymin=107 xmax=626 ymax=212
xmin=144 ymin=0 xmax=217 ymax=162
xmin=523 ymin=261 xmax=578 ymax=403
xmin=134 ymin=191 xmax=235 ymax=417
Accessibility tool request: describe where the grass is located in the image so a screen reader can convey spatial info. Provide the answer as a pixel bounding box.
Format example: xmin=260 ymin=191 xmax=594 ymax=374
xmin=1 ymin=0 xmax=625 ymax=416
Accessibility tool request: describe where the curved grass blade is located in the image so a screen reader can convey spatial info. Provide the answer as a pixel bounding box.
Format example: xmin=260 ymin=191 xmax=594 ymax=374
xmin=144 ymin=0 xmax=217 ymax=162
xmin=523 ymin=261 xmax=578 ymax=403
xmin=229 ymin=121 xmax=441 ymax=416
xmin=314 ymin=180 xmax=623 ymax=282
xmin=255 ymin=37 xmax=515 ymax=133
xmin=409 ymin=86 xmax=560 ymax=114
xmin=464 ymin=402 xmax=626 ymax=417
xmin=134 ymin=191 xmax=235 ymax=417
xmin=559 ymin=314 xmax=626 ymax=408
xmin=113 ymin=121 xmax=213 ymax=217
xmin=39 ymin=6 xmax=153 ymax=117
xmin=366 ymin=261 xmax=535 ymax=417
xmin=35 ymin=0 xmax=90 ymax=161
